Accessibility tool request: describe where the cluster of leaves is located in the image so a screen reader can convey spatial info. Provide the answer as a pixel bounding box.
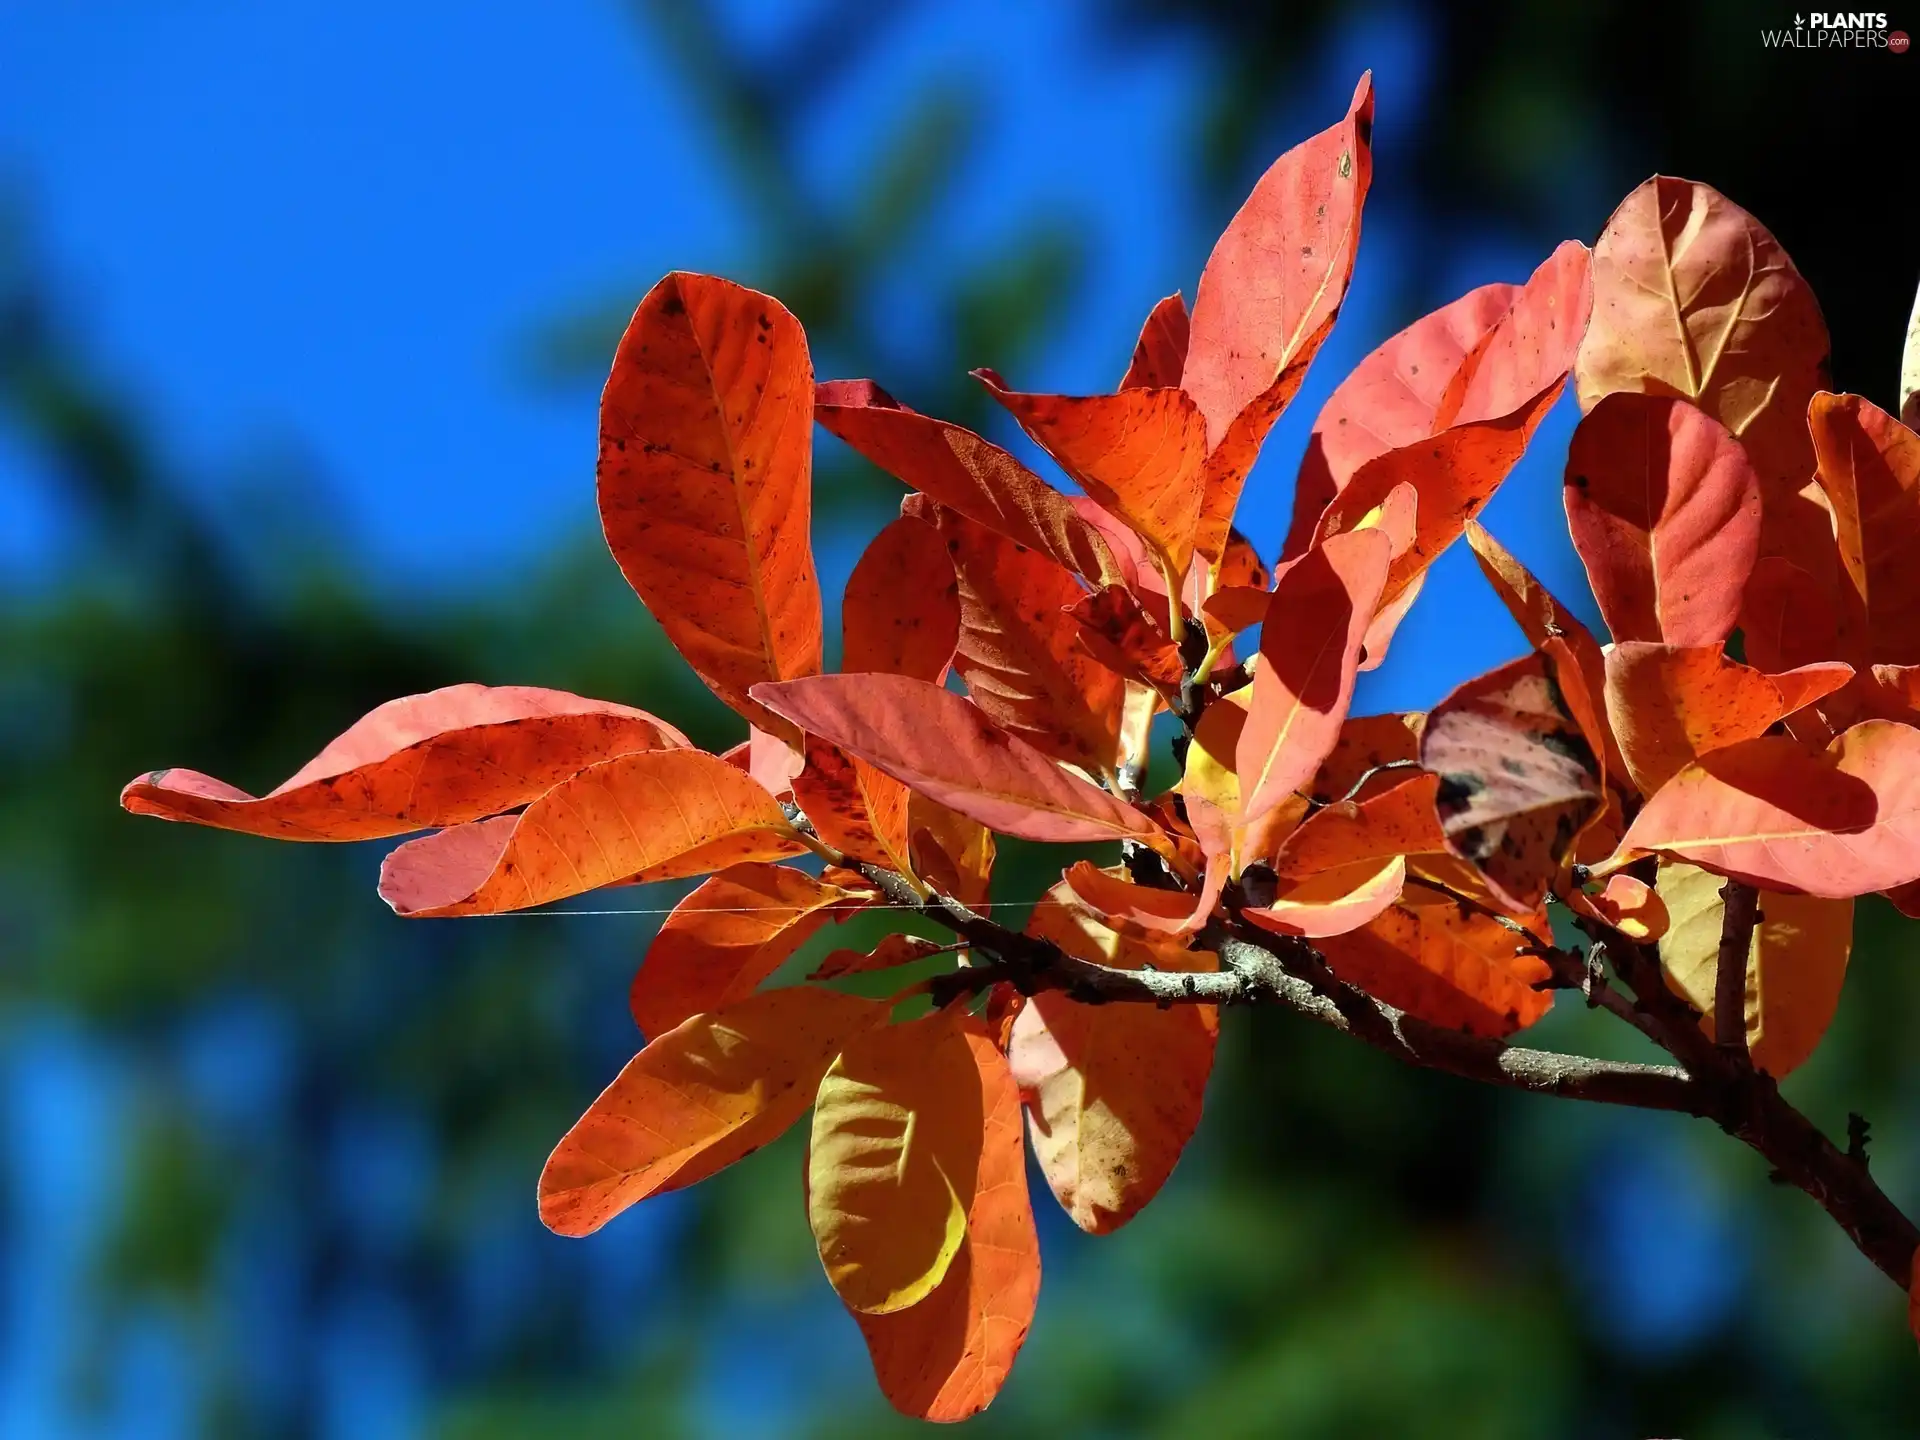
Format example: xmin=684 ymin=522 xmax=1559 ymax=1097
xmin=120 ymin=72 xmax=1920 ymax=1419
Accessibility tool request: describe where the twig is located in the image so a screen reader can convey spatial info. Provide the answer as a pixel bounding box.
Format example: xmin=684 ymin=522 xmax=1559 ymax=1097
xmin=1715 ymin=880 xmax=1760 ymax=1057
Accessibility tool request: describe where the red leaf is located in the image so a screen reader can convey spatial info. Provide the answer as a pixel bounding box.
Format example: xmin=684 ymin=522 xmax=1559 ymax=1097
xmin=1287 ymin=282 xmax=1516 ymax=560
xmin=1564 ymin=394 xmax=1763 ymax=647
xmin=1236 ymin=528 xmax=1394 ymax=821
xmin=1741 ymin=556 xmax=1841 ymax=674
xmin=1119 ymin=292 xmax=1190 ymax=390
xmin=1421 ymin=650 xmax=1606 ymax=913
xmin=539 ymin=986 xmax=882 ymax=1237
xmin=1184 ymin=74 xmax=1375 ymax=563
xmin=376 ymin=750 xmax=806 ymax=917
xmin=814 ymin=379 xmax=1120 ymax=585
xmin=1065 ymin=585 xmax=1184 ymax=691
xmin=1610 ymin=720 xmax=1920 ymax=898
xmin=854 ymin=1028 xmax=1038 ymax=1421
xmin=751 ymin=674 xmax=1168 ymax=848
xmin=1809 ymin=392 xmax=1920 ymax=666
xmin=977 ymin=370 xmax=1208 ymax=575
xmin=629 ymin=863 xmax=863 ymax=1038
xmin=598 ymin=273 xmax=822 ymax=743
xmin=843 ymin=513 xmax=960 ymax=681
xmin=120 ymin=685 xmax=689 ymax=841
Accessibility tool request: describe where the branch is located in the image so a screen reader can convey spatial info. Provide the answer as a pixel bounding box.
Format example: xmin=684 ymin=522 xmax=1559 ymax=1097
xmin=1715 ymin=879 xmax=1760 ymax=1057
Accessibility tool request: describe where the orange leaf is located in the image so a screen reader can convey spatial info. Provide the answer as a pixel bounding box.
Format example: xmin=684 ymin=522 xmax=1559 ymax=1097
xmin=1603 ymin=642 xmax=1807 ymax=794
xmin=842 ymin=512 xmax=960 ymax=681
xmin=1008 ymin=888 xmax=1216 ymax=1233
xmin=1287 ymin=281 xmax=1517 ymax=560
xmin=1809 ymin=392 xmax=1920 ymax=666
xmin=1564 ymin=394 xmax=1763 ymax=647
xmin=854 ymin=1028 xmax=1038 ymax=1421
xmin=1271 ymin=772 xmax=1446 ymax=877
xmin=628 ymin=863 xmax=861 ymax=1038
xmin=1244 ymin=855 xmax=1407 ymax=938
xmin=977 ymin=369 xmax=1209 ymax=575
xmin=598 ymin=273 xmax=822 ymax=743
xmin=1422 ymin=651 xmax=1605 ymax=913
xmin=814 ymin=379 xmax=1120 ymax=585
xmin=1306 ymin=712 xmax=1425 ymax=804
xmin=1564 ymin=874 xmax=1669 ymax=942
xmin=752 ymin=675 xmax=1165 ymax=849
xmin=1741 ymin=555 xmax=1842 ymax=675
xmin=908 ymin=794 xmax=995 ymax=908
xmin=810 ymin=1007 xmax=986 ymax=1314
xmin=1065 ymin=584 xmax=1184 ymax=691
xmin=376 ymin=749 xmax=806 ymax=917
xmin=1120 ymin=291 xmax=1189 ymax=390
xmin=808 ymin=933 xmax=949 ymax=981
xmin=1184 ymin=74 xmax=1375 ymax=563
xmin=538 ymin=986 xmax=881 ymax=1236
xmin=1611 ymin=720 xmax=1920 ymax=898
xmin=1770 ymin=662 xmax=1854 ymax=716
xmin=120 ymin=684 xmax=688 ymax=841
xmin=1236 ymin=528 xmax=1394 ymax=821
xmin=1200 ymin=584 xmax=1272 ymax=636
xmin=791 ymin=736 xmax=914 ymax=874
xmin=1060 ymin=857 xmax=1223 ymax=940
xmin=936 ymin=508 xmax=1126 ymax=771
xmin=1318 ymin=894 xmax=1553 ymax=1037
xmin=1576 ymin=177 xmax=1831 ymax=560
xmin=1314 ymin=243 xmax=1591 ymax=661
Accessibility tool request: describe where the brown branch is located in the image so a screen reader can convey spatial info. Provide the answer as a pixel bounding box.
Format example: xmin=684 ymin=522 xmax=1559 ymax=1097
xmin=1715 ymin=879 xmax=1760 ymax=1057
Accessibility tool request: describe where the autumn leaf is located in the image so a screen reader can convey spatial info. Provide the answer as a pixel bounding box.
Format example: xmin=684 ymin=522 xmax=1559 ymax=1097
xmin=1603 ymin=643 xmax=1817 ymax=794
xmin=1313 ymin=243 xmax=1592 ymax=661
xmin=1575 ymin=176 xmax=1831 ymax=580
xmin=908 ymin=794 xmax=996 ymax=908
xmin=934 ymin=507 xmax=1127 ymax=771
xmin=791 ymin=736 xmax=915 ymax=875
xmin=598 ymin=273 xmax=822 ymax=743
xmin=1287 ymin=281 xmax=1517 ymax=560
xmin=976 ymin=368 xmax=1209 ymax=576
xmin=1271 ymin=772 xmax=1446 ymax=877
xmin=814 ymin=379 xmax=1120 ymax=586
xmin=1609 ymin=720 xmax=1920 ymax=898
xmin=1742 ymin=556 xmax=1842 ymax=675
xmin=810 ymin=1007 xmax=987 ymax=1314
xmin=376 ymin=749 xmax=806 ymax=917
xmin=752 ymin=674 xmax=1168 ymax=849
xmin=1563 ymin=394 xmax=1763 ymax=647
xmin=1809 ymin=392 xmax=1920 ymax=666
xmin=1569 ymin=873 xmax=1669 ymax=942
xmin=842 ymin=512 xmax=961 ymax=681
xmin=628 ymin=863 xmax=864 ymax=1038
xmin=1658 ymin=861 xmax=1852 ymax=1077
xmin=808 ymin=933 xmax=949 ymax=981
xmin=539 ymin=986 xmax=881 ymax=1236
xmin=854 ymin=1029 xmax=1038 ymax=1421
xmin=1060 ymin=858 xmax=1221 ymax=940
xmin=120 ymin=684 xmax=688 ymax=841
xmin=1008 ymin=889 xmax=1216 ymax=1233
xmin=1243 ymin=856 xmax=1408 ymax=939
xmin=1236 ymin=528 xmax=1394 ymax=822
xmin=1184 ymin=73 xmax=1375 ymax=563
xmin=1065 ymin=584 xmax=1184 ymax=692
xmin=1422 ymin=650 xmax=1605 ymax=913
xmin=1120 ymin=292 xmax=1189 ymax=390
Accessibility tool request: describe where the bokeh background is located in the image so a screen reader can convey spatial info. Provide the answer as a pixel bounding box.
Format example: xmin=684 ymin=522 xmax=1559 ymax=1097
xmin=3 ymin=3 xmax=1918 ymax=1435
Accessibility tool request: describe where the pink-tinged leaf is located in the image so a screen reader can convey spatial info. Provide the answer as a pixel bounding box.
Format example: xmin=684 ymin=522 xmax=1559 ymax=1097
xmin=377 ymin=750 xmax=807 ymax=917
xmin=539 ymin=986 xmax=882 ymax=1236
xmin=751 ymin=674 xmax=1168 ymax=848
xmin=1603 ymin=642 xmax=1803 ymax=794
xmin=1007 ymin=887 xmax=1216 ymax=1235
xmin=854 ymin=1027 xmax=1038 ymax=1421
xmin=120 ymin=684 xmax=689 ymax=841
xmin=1120 ymin=292 xmax=1190 ymax=390
xmin=1576 ymin=177 xmax=1831 ymax=527
xmin=1313 ymin=244 xmax=1592 ymax=661
xmin=1563 ymin=394 xmax=1762 ymax=647
xmin=1286 ymin=282 xmax=1517 ymax=560
xmin=814 ymin=379 xmax=1120 ymax=585
xmin=843 ymin=513 xmax=960 ymax=681
xmin=935 ymin=509 xmax=1127 ymax=771
xmin=1610 ymin=720 xmax=1920 ymax=898
xmin=1236 ymin=528 xmax=1394 ymax=821
xmin=1317 ymin=890 xmax=1553 ymax=1036
xmin=977 ymin=369 xmax=1209 ymax=575
xmin=598 ymin=273 xmax=822 ymax=743
xmin=1184 ymin=74 xmax=1375 ymax=562
xmin=1809 ymin=392 xmax=1920 ymax=666
xmin=1422 ymin=650 xmax=1606 ymax=913
xmin=628 ymin=863 xmax=865 ymax=1037
xmin=1244 ymin=855 xmax=1407 ymax=938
